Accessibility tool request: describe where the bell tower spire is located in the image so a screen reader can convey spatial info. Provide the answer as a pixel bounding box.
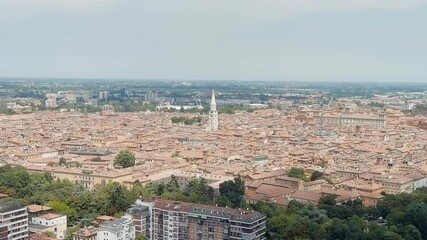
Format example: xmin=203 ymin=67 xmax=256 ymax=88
xmin=207 ymin=89 xmax=219 ymax=131
xmin=210 ymin=89 xmax=217 ymax=111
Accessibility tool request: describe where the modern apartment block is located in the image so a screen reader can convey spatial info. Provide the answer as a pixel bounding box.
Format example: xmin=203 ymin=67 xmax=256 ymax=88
xmin=0 ymin=205 xmax=29 ymax=240
xmin=129 ymin=198 xmax=266 ymax=240
xmin=97 ymin=216 xmax=135 ymax=240
xmin=128 ymin=201 xmax=151 ymax=238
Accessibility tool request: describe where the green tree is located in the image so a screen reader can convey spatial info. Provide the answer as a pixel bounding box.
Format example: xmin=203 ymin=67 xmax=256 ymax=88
xmin=394 ymin=224 xmax=422 ymax=240
xmin=288 ymin=167 xmax=309 ymax=182
xmin=91 ymin=157 xmax=102 ymax=162
xmin=323 ymin=218 xmax=350 ymax=240
xmin=64 ymin=226 xmax=80 ymax=240
xmin=43 ymin=231 xmax=56 ymax=238
xmin=310 ymin=171 xmax=324 ymax=181
xmin=184 ymin=178 xmax=214 ymax=204
xmin=404 ymin=202 xmax=427 ymax=239
xmin=59 ymin=157 xmax=67 ymax=167
xmin=376 ymin=192 xmax=414 ymax=217
xmin=114 ymin=150 xmax=136 ymax=168
xmin=0 ymin=165 xmax=31 ymax=198
xmin=165 ymin=175 xmax=179 ymax=193
xmin=47 ymin=201 xmax=78 ymax=225
xmin=135 ymin=233 xmax=148 ymax=240
xmin=219 ymin=176 xmax=245 ymax=208
xmin=107 ymin=184 xmax=131 ymax=215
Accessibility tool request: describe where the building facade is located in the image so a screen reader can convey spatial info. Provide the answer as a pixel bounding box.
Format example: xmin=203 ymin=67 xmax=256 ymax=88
xmin=45 ymin=94 xmax=58 ymax=108
xmin=127 ymin=200 xmax=151 ymax=238
xmin=0 ymin=205 xmax=29 ymax=240
xmin=73 ymin=227 xmax=97 ymax=240
xmin=99 ymin=91 xmax=109 ymax=100
xmin=129 ymin=198 xmax=266 ymax=240
xmin=97 ymin=216 xmax=135 ymax=240
xmin=30 ymin=213 xmax=67 ymax=239
xmin=316 ymin=111 xmax=387 ymax=129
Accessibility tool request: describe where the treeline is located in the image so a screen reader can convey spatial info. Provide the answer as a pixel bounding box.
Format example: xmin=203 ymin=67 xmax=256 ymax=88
xmin=415 ymin=104 xmax=427 ymax=110
xmin=251 ymin=189 xmax=427 ymax=240
xmin=218 ymin=104 xmax=251 ymax=114
xmin=171 ymin=116 xmax=202 ymax=125
xmin=113 ymin=101 xmax=157 ymax=112
xmin=0 ymin=166 xmax=244 ymax=225
xmin=0 ymin=165 xmax=139 ymax=225
xmin=1 ymin=166 xmax=427 ymax=240
xmin=143 ymin=175 xmax=246 ymax=209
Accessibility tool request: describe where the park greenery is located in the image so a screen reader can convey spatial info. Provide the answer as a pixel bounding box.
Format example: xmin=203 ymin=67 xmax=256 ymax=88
xmin=114 ymin=150 xmax=136 ymax=168
xmin=288 ymin=167 xmax=310 ymax=182
xmin=369 ymin=101 xmax=386 ymax=108
xmin=415 ymin=104 xmax=427 ymax=110
xmin=170 ymin=116 xmax=202 ymax=125
xmin=0 ymin=165 xmax=427 ymax=240
xmin=113 ymin=101 xmax=157 ymax=112
xmin=310 ymin=170 xmax=324 ymax=181
xmin=218 ymin=104 xmax=250 ymax=114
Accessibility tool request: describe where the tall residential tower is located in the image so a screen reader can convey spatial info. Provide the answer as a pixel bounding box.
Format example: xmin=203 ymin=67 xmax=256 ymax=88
xmin=207 ymin=90 xmax=219 ymax=132
xmin=129 ymin=198 xmax=266 ymax=240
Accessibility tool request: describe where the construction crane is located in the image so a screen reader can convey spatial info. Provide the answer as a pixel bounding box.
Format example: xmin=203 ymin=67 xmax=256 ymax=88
xmin=194 ymin=97 xmax=202 ymax=107
xmin=156 ymin=98 xmax=165 ymax=111
xmin=326 ymin=95 xmax=334 ymax=109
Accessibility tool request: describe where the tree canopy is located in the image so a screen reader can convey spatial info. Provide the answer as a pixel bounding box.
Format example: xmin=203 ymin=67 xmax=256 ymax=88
xmin=171 ymin=116 xmax=201 ymax=125
xmin=288 ymin=167 xmax=310 ymax=182
xmin=1 ymin=165 xmax=427 ymax=240
xmin=114 ymin=150 xmax=136 ymax=168
xmin=219 ymin=176 xmax=245 ymax=208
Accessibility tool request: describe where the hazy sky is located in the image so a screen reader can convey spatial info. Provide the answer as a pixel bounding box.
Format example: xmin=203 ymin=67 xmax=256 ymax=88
xmin=0 ymin=0 xmax=426 ymax=82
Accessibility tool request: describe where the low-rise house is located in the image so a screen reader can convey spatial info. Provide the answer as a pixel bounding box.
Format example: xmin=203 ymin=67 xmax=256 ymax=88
xmin=29 ymin=213 xmax=67 ymax=239
xmin=304 ymin=179 xmax=327 ymax=191
xmin=358 ymin=191 xmax=383 ymax=207
xmin=376 ymin=176 xmax=413 ymax=194
xmin=290 ymin=190 xmax=322 ymax=205
xmin=73 ymin=227 xmax=98 ymax=240
xmin=275 ymin=176 xmax=304 ymax=191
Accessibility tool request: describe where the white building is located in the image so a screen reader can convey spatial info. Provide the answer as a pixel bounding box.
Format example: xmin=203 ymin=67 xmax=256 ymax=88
xmin=0 ymin=205 xmax=29 ymax=240
xmin=413 ymin=175 xmax=427 ymax=190
xmin=99 ymin=91 xmax=110 ymax=100
xmin=97 ymin=216 xmax=135 ymax=240
xmin=30 ymin=213 xmax=67 ymax=239
xmin=41 ymin=150 xmax=59 ymax=159
xmin=45 ymin=93 xmax=58 ymax=108
xmin=65 ymin=93 xmax=77 ymax=103
xmin=101 ymin=105 xmax=115 ymax=116
xmin=207 ymin=90 xmax=219 ymax=132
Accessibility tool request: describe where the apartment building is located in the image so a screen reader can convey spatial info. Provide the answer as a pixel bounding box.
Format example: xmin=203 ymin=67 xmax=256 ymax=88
xmin=0 ymin=205 xmax=29 ymax=240
xmin=29 ymin=213 xmax=67 ymax=239
xmin=128 ymin=201 xmax=151 ymax=238
xmin=129 ymin=198 xmax=266 ymax=240
xmin=97 ymin=216 xmax=135 ymax=240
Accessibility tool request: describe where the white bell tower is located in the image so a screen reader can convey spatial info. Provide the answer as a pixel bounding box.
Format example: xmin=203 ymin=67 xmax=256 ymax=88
xmin=207 ymin=90 xmax=219 ymax=131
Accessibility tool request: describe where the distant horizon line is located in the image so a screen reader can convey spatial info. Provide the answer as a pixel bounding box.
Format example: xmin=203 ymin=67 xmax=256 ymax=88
xmin=0 ymin=76 xmax=426 ymax=84
xmin=0 ymin=77 xmax=427 ymax=85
